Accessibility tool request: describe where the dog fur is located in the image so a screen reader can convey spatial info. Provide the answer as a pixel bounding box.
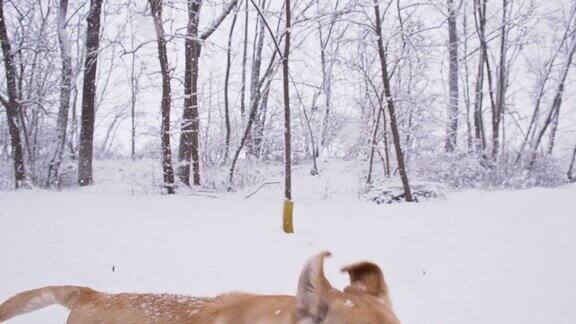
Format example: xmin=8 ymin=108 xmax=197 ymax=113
xmin=0 ymin=252 xmax=400 ymax=323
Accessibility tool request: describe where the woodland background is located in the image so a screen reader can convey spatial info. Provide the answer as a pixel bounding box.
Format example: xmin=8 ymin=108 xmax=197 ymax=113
xmin=1 ymin=0 xmax=575 ymax=196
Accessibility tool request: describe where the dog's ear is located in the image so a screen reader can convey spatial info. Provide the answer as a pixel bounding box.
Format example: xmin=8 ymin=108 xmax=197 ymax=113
xmin=341 ymin=261 xmax=388 ymax=298
xmin=296 ymin=251 xmax=334 ymax=321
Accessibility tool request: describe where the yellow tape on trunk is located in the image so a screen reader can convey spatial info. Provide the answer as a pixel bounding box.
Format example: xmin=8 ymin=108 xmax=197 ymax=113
xmin=283 ymin=199 xmax=294 ymax=234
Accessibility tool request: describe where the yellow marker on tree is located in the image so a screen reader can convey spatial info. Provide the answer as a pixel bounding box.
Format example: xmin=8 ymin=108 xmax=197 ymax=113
xmin=283 ymin=199 xmax=294 ymax=233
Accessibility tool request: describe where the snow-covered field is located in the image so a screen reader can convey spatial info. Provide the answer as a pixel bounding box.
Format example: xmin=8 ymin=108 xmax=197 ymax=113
xmin=1 ymin=160 xmax=575 ymax=323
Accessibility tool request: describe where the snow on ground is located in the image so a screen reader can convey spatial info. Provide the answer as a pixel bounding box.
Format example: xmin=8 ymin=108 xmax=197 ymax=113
xmin=1 ymin=159 xmax=575 ymax=323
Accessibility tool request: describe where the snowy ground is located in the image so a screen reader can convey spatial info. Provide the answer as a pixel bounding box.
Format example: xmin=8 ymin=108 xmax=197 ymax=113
xmin=1 ymin=160 xmax=575 ymax=323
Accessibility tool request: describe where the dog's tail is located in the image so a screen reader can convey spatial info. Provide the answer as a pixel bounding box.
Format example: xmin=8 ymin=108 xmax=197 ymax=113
xmin=0 ymin=286 xmax=95 ymax=322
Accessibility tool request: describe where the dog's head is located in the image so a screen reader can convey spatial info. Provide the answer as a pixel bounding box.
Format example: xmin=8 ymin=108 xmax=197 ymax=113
xmin=295 ymin=252 xmax=399 ymax=324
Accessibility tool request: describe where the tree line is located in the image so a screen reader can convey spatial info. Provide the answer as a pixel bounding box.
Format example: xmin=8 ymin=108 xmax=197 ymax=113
xmin=1 ymin=0 xmax=575 ymax=198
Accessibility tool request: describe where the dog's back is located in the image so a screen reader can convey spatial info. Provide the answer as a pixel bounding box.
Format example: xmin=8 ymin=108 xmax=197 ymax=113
xmin=0 ymin=252 xmax=400 ymax=324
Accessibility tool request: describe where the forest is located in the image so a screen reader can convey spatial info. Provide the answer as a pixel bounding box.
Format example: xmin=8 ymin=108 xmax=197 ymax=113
xmin=1 ymin=0 xmax=575 ymax=198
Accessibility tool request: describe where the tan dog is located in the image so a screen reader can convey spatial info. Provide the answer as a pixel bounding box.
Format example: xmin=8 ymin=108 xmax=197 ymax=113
xmin=0 ymin=252 xmax=400 ymax=323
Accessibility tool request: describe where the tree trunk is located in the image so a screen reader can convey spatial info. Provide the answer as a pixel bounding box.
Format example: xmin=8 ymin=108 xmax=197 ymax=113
xmin=247 ymin=0 xmax=266 ymax=157
xmin=373 ymin=0 xmax=413 ymax=202
xmin=282 ymin=0 xmax=294 ymax=233
xmin=0 ymin=0 xmax=27 ymax=188
xmin=150 ymin=0 xmax=176 ymax=194
xmin=445 ymin=0 xmax=459 ymax=152
xmin=178 ymin=0 xmax=237 ymax=185
xmin=318 ymin=29 xmax=333 ymax=156
xmin=568 ymin=144 xmax=576 ymax=182
xmin=178 ymin=0 xmax=202 ymax=187
xmin=130 ymin=57 xmax=137 ymax=161
xmin=462 ymin=1 xmax=473 ymax=150
xmin=223 ymin=3 xmax=240 ymax=162
xmin=252 ymin=77 xmax=272 ymax=159
xmin=546 ymin=105 xmax=560 ymax=154
xmin=367 ymin=106 xmax=383 ymax=184
xmin=77 ymin=0 xmax=103 ymax=186
xmin=473 ymin=0 xmax=487 ymax=151
xmin=46 ymin=0 xmax=73 ymax=187
xmin=491 ymin=0 xmax=508 ymax=161
xmin=129 ymin=31 xmax=138 ymax=161
xmin=240 ymin=0 xmax=249 ymax=118
xmin=381 ymin=106 xmax=391 ymax=178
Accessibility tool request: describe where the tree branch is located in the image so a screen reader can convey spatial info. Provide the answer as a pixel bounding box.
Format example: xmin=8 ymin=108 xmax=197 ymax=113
xmin=0 ymin=94 xmax=9 ymax=108
xmin=200 ymin=0 xmax=239 ymax=40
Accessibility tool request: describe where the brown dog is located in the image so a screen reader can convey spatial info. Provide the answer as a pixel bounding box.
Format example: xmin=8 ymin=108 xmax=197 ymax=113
xmin=0 ymin=252 xmax=400 ymax=323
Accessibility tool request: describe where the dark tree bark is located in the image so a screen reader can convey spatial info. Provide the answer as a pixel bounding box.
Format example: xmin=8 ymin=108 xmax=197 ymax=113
xmin=373 ymin=0 xmax=414 ymax=202
xmin=46 ymin=0 xmax=73 ymax=186
xmin=178 ymin=0 xmax=237 ymax=186
xmin=149 ymin=0 xmax=175 ymax=194
xmin=282 ymin=0 xmax=294 ymax=233
xmin=178 ymin=0 xmax=202 ymax=187
xmin=445 ymin=0 xmax=459 ymax=152
xmin=77 ymin=0 xmax=103 ymax=186
xmin=0 ymin=0 xmax=27 ymax=188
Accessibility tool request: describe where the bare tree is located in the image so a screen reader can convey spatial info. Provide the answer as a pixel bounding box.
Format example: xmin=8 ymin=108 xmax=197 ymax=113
xmin=77 ymin=0 xmax=104 ymax=186
xmin=445 ymin=0 xmax=459 ymax=152
xmin=529 ymin=32 xmax=576 ymax=168
xmin=372 ymin=0 xmax=413 ymax=202
xmin=367 ymin=104 xmax=383 ymax=185
xmin=178 ymin=0 xmax=202 ymax=187
xmin=126 ymin=18 xmax=143 ymax=162
xmin=282 ymin=0 xmax=294 ymax=233
xmin=317 ymin=1 xmax=342 ymax=156
xmin=149 ymin=0 xmax=176 ymax=194
xmin=472 ymin=0 xmax=487 ymax=151
xmin=0 ymin=0 xmax=27 ymax=188
xmin=247 ymin=0 xmax=267 ymax=157
xmin=223 ymin=2 xmax=241 ymax=162
xmin=178 ymin=0 xmax=238 ymax=187
xmin=46 ymin=0 xmax=72 ymax=186
xmin=491 ymin=0 xmax=509 ymax=161
xmin=239 ymin=0 xmax=249 ymax=118
xmin=461 ymin=0 xmax=473 ymax=150
xmin=515 ymin=4 xmax=576 ymax=165
xmin=228 ymin=44 xmax=280 ymax=190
